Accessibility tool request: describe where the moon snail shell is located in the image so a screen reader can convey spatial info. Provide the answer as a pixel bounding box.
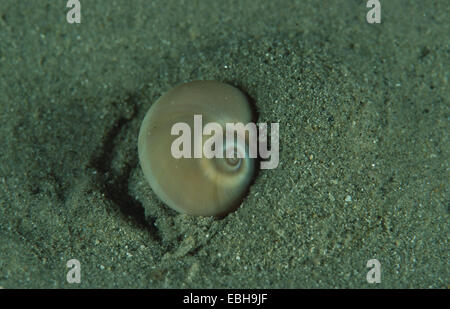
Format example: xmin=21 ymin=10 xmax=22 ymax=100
xmin=138 ymin=81 xmax=256 ymax=216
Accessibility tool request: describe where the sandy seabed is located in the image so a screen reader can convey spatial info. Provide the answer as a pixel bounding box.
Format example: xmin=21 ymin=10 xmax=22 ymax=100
xmin=0 ymin=0 xmax=448 ymax=288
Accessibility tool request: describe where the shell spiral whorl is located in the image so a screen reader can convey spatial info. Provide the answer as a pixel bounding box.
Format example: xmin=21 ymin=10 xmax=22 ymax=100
xmin=138 ymin=80 xmax=256 ymax=216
